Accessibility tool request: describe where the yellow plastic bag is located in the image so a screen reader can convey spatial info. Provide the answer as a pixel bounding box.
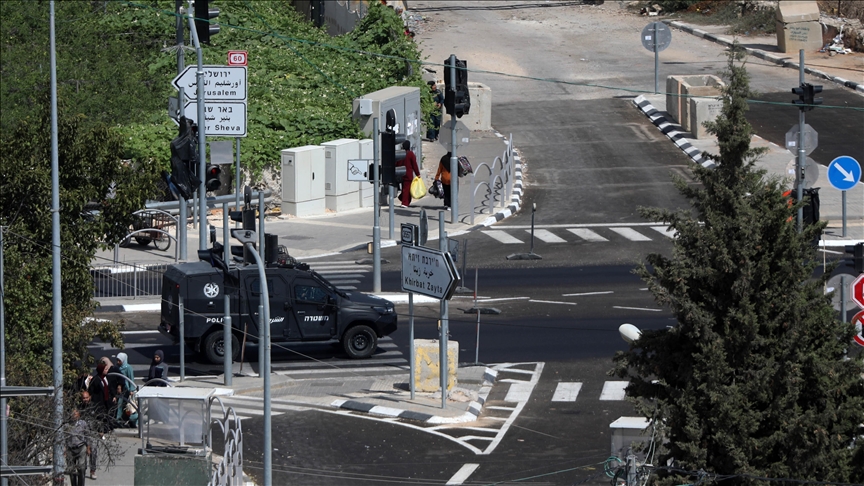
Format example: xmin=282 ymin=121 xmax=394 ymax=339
xmin=410 ymin=176 xmax=427 ymax=199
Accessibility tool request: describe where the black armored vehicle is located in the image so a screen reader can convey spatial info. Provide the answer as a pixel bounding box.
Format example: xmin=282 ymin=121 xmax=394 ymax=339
xmin=158 ymin=257 xmax=397 ymax=364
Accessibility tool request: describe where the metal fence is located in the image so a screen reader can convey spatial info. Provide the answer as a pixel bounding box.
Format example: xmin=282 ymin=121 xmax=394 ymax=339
xmin=468 ymin=133 xmax=516 ymax=224
xmin=91 ymin=263 xmax=168 ymax=299
xmin=209 ymin=397 xmax=244 ymax=486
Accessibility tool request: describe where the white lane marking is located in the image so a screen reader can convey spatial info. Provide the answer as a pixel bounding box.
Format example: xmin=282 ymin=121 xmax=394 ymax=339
xmin=562 ymin=291 xmax=614 ymax=297
xmin=551 ymin=382 xmax=582 ymax=402
xmin=505 ymin=382 xmax=534 ymax=402
xmin=609 ymin=227 xmax=652 ymax=241
xmin=599 ymin=381 xmax=629 ymax=401
xmin=530 ymin=229 xmax=567 ymax=243
xmin=494 ymin=222 xmax=667 ymax=229
xmin=651 ymin=226 xmax=676 ymax=238
xmin=446 ymin=464 xmax=480 ymax=485
xmin=613 ymin=306 xmax=662 ymax=312
xmin=474 ymin=297 xmax=531 ymax=303
xmin=120 ymin=330 xmax=161 ymax=335
xmin=567 ymin=228 xmax=608 ymax=242
xmin=528 ymin=299 xmax=577 ymax=305
xmin=482 ymin=230 xmax=523 ymax=244
xmin=123 ymin=303 xmax=161 ymax=312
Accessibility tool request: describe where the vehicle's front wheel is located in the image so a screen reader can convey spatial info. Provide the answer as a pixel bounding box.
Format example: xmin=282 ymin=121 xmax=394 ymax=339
xmin=342 ymin=325 xmax=377 ymax=359
xmin=203 ymin=331 xmax=241 ymax=364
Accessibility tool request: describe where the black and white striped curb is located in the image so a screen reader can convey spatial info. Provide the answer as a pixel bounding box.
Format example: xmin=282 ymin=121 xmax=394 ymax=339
xmin=330 ymin=367 xmax=497 ymax=424
xmin=471 ymin=130 xmax=524 ymax=230
xmin=666 ymin=20 xmax=863 ymax=94
xmin=633 ymin=95 xmax=715 ymax=169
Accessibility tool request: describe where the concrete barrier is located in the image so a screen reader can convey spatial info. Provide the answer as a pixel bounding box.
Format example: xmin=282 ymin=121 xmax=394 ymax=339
xmin=413 ymin=339 xmax=458 ymax=392
xmin=776 ymin=1 xmax=823 ymax=54
xmin=443 ymin=82 xmax=492 ymax=131
xmin=689 ymin=96 xmax=724 ymax=139
xmin=666 ymin=75 xmax=724 ymax=132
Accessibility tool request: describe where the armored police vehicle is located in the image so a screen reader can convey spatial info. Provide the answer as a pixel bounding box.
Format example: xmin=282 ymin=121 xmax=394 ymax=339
xmin=158 ymin=258 xmax=397 ymax=364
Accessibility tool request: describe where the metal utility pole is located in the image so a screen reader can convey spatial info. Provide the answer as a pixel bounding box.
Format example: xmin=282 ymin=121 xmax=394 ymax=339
xmin=1 ymin=227 xmax=7 ymax=486
xmin=372 ymin=117 xmax=382 ymax=292
xmin=448 ymin=55 xmax=459 ymax=224
xmin=796 ymin=49 xmax=805 ymax=232
xmin=49 ymin=2 xmax=65 ymax=480
xmin=187 ymin=1 xmax=207 ymax=251
xmin=175 ymin=0 xmax=188 ymax=260
xmin=222 ymin=203 xmax=232 ymax=386
xmin=439 ymin=213 xmax=448 ymax=409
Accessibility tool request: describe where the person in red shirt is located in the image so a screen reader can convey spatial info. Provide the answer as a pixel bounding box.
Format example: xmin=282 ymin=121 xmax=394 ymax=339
xmin=397 ymin=140 xmax=420 ymax=207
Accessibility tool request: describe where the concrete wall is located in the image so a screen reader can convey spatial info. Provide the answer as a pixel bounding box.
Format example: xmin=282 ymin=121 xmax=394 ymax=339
xmin=413 ymin=339 xmax=458 ymax=392
xmin=688 ymin=97 xmax=724 ymax=139
xmin=666 ymin=75 xmax=724 ymax=133
xmin=442 ymin=83 xmax=492 ymax=131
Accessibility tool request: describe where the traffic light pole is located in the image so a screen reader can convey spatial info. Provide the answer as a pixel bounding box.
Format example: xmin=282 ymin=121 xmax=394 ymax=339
xmin=448 ymin=54 xmax=459 ymax=224
xmin=176 ymin=0 xmax=188 ymax=260
xmin=373 ymin=117 xmax=382 ymax=293
xmin=796 ymin=49 xmax=805 ymax=233
xmin=188 ymin=1 xmax=207 ymax=251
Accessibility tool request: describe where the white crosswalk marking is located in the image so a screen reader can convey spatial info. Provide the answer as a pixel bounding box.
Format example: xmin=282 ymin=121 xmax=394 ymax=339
xmin=529 ymin=229 xmax=567 ymax=243
xmin=567 ymin=228 xmax=608 ymax=242
xmin=307 ymin=261 xmax=371 ymax=290
xmin=608 ymin=227 xmax=652 ymax=241
xmin=482 ymin=230 xmax=524 ymax=244
xmin=551 ymin=382 xmax=582 ymax=402
xmin=650 ymin=226 xmax=676 ymax=238
xmin=599 ymin=381 xmax=629 ymax=400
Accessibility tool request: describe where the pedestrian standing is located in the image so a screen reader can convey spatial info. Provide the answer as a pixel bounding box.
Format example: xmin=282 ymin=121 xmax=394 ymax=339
xmin=78 ymin=391 xmax=100 ymax=480
xmin=146 ymin=349 xmax=168 ymax=386
xmin=434 ymin=152 xmax=454 ymax=209
xmin=116 ymin=352 xmax=135 ymax=393
xmin=397 ymin=140 xmax=420 ymax=207
xmin=65 ymin=409 xmax=91 ymax=486
xmin=427 ymin=81 xmax=443 ymax=141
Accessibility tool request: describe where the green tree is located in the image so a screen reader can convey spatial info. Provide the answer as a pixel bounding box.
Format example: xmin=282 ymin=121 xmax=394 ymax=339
xmin=613 ymin=44 xmax=864 ymax=484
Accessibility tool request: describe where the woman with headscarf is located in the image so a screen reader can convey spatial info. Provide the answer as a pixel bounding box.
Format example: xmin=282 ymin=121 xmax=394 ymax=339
xmin=115 ymin=353 xmax=135 ymax=393
xmin=146 ymin=349 xmax=168 ymax=387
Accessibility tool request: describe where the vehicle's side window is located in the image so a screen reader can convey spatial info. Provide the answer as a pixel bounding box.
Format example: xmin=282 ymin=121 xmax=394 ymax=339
xmin=294 ymin=284 xmax=327 ymax=304
xmin=250 ymin=278 xmax=276 ymax=296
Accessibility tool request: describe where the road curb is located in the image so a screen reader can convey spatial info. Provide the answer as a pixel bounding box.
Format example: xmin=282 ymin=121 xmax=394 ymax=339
xmin=664 ymin=20 xmax=864 ymax=94
xmin=632 ymin=95 xmax=714 ymax=168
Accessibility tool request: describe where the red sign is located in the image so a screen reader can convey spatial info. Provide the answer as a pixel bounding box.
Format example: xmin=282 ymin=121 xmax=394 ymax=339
xmin=852 ymin=274 xmax=864 ymax=309
xmin=227 ymin=50 xmax=248 ymax=66
xmin=851 ymin=310 xmax=864 ymax=347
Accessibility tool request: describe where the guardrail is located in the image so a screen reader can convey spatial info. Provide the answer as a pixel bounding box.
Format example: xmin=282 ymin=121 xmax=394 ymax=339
xmin=91 ymin=262 xmax=169 ymax=299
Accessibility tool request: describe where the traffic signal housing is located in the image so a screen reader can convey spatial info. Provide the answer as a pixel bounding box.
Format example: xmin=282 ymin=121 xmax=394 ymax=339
xmin=381 ymin=109 xmax=407 ymax=186
xmin=198 ymin=241 xmax=230 ymax=273
xmin=792 ymin=83 xmax=823 ymax=111
xmin=444 ymin=57 xmax=470 ymax=118
xmin=168 ymin=117 xmax=200 ymax=200
xmin=205 ymin=164 xmax=222 ymax=192
xmin=846 ymin=243 xmax=864 ymax=274
xmin=194 ymin=0 xmax=220 ymax=44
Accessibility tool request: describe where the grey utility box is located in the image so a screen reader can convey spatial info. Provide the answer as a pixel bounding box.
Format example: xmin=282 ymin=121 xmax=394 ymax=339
xmin=322 ymin=138 xmax=361 ymax=212
xmin=353 ymin=86 xmax=423 ymax=170
xmin=281 ymin=145 xmax=326 ymax=217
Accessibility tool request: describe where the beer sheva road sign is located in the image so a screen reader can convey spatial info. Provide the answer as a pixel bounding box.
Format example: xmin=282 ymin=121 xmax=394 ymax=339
xmin=401 ymin=245 xmax=459 ymax=300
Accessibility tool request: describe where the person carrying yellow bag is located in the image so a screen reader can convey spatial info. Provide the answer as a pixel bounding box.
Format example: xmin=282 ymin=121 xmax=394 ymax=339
xmin=397 ymin=140 xmax=421 ymax=208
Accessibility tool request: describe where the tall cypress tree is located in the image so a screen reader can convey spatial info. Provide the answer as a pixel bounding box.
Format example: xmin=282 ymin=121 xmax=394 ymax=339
xmin=613 ymin=43 xmax=864 ymax=484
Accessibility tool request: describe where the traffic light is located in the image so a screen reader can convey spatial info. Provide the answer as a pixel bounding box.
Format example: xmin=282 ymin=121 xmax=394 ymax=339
xmin=792 ymin=83 xmax=823 ymax=112
xmin=846 ymin=243 xmax=864 ymax=274
xmin=229 ymin=208 xmax=256 ymax=263
xmin=381 ymin=109 xmax=407 ymax=186
xmin=168 ymin=117 xmax=200 ymax=200
xmin=205 ymin=164 xmax=221 ymax=192
xmin=194 ymin=0 xmax=220 ymax=44
xmin=444 ymin=57 xmax=470 ymax=118
xmin=198 ymin=241 xmax=230 ymax=273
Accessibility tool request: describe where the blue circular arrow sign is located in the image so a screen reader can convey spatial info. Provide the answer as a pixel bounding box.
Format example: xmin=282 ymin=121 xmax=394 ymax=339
xmin=827 ymin=156 xmax=861 ymax=191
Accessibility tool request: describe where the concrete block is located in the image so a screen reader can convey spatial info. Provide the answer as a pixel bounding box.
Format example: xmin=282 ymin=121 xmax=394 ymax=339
xmin=413 ymin=339 xmax=458 ymax=392
xmin=776 ymin=20 xmax=824 ymax=53
xmin=776 ymin=0 xmax=820 ymax=23
xmin=610 ymin=416 xmax=650 ymax=461
xmin=443 ymin=82 xmax=491 ymax=131
xmin=666 ymin=76 xmax=683 ymax=127
xmin=666 ymin=75 xmax=724 ymax=131
xmin=135 ymin=451 xmax=212 ymax=486
xmin=688 ymin=97 xmax=724 ymax=139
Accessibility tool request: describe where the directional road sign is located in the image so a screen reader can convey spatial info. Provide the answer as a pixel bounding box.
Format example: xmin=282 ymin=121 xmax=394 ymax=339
xmin=172 ymin=65 xmax=247 ymax=101
xmin=401 ymin=245 xmax=459 ymax=300
xmin=827 ymin=156 xmax=861 ymax=191
xmin=182 ymin=101 xmax=247 ymax=137
xmin=785 ymin=124 xmax=817 ymax=156
xmin=852 ymin=310 xmax=864 ymax=347
xmin=852 ymin=273 xmax=864 ymax=309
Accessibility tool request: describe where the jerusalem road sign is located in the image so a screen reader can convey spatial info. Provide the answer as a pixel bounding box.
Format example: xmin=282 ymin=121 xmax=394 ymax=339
xmin=401 ymin=245 xmax=459 ymax=300
xmin=172 ymin=65 xmax=247 ymax=101
xmin=827 ymin=156 xmax=861 ymax=192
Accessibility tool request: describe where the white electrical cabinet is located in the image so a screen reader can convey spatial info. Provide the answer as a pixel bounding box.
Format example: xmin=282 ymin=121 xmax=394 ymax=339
xmin=322 ymin=138 xmax=360 ymax=212
xmin=281 ymin=145 xmax=325 ymax=217
xmin=358 ymin=138 xmax=374 ymax=208
xmin=352 ymin=86 xmax=423 ymax=171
